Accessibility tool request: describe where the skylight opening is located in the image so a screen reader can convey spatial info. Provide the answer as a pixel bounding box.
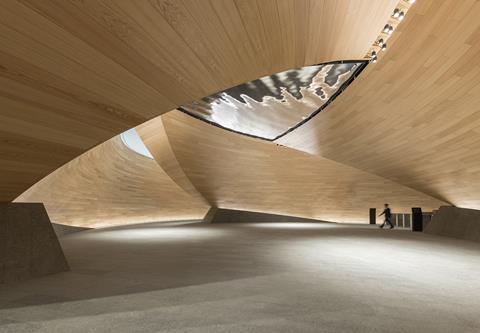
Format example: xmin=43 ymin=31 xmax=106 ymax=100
xmin=120 ymin=128 xmax=153 ymax=159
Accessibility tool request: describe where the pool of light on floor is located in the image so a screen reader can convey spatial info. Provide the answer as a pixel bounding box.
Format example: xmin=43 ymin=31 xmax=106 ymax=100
xmin=88 ymin=224 xmax=228 ymax=242
xmin=247 ymin=222 xmax=337 ymax=229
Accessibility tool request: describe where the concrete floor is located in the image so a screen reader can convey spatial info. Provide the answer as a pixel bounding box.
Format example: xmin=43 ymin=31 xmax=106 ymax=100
xmin=1 ymin=221 xmax=480 ymax=332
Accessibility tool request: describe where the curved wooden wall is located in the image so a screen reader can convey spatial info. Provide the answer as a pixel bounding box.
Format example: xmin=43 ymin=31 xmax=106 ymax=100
xmin=15 ymin=136 xmax=209 ymax=228
xmin=154 ymin=111 xmax=445 ymax=223
xmin=0 ymin=0 xmax=397 ymax=201
xmin=137 ymin=117 xmax=210 ymax=206
xmin=276 ymin=0 xmax=480 ymax=209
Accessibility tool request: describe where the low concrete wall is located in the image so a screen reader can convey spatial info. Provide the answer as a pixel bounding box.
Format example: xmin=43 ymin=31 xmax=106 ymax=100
xmin=206 ymin=208 xmax=327 ymax=223
xmin=52 ymin=223 xmax=91 ymax=237
xmin=0 ymin=203 xmax=69 ymax=284
xmin=424 ymin=206 xmax=480 ymax=242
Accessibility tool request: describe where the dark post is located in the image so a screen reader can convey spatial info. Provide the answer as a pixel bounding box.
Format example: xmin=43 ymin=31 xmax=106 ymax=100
xmin=369 ymin=208 xmax=376 ymax=225
xmin=412 ymin=207 xmax=423 ymax=232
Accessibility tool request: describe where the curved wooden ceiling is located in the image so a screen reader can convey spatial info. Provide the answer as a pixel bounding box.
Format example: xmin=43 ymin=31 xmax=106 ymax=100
xmin=0 ymin=0 xmax=397 ymax=202
xmin=7 ymin=0 xmax=477 ymax=225
xmin=137 ymin=111 xmax=445 ymax=223
xmin=16 ymin=107 xmax=446 ymax=226
xmin=137 ymin=116 xmax=210 ymax=207
xmin=15 ymin=136 xmax=209 ymax=228
xmin=276 ymin=0 xmax=480 ymax=209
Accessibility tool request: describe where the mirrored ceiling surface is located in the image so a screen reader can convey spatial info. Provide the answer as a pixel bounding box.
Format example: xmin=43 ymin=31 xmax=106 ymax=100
xmin=179 ymin=61 xmax=366 ymax=140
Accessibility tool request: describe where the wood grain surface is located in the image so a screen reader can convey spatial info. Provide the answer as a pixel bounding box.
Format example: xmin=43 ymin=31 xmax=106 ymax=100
xmin=276 ymin=0 xmax=480 ymax=210
xmin=137 ymin=116 xmax=210 ymax=206
xmin=0 ymin=0 xmax=397 ymax=201
xmin=15 ymin=136 xmax=209 ymax=228
xmin=156 ymin=111 xmax=445 ymax=223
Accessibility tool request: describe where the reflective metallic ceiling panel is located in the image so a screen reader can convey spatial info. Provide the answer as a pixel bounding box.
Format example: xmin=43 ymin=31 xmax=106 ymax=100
xmin=179 ymin=61 xmax=366 ymax=140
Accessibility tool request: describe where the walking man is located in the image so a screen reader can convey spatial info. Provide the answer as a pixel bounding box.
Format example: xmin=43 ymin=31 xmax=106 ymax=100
xmin=379 ymin=203 xmax=394 ymax=229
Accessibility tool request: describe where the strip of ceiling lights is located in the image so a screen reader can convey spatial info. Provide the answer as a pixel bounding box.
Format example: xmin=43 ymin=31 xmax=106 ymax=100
xmin=368 ymin=0 xmax=416 ymax=63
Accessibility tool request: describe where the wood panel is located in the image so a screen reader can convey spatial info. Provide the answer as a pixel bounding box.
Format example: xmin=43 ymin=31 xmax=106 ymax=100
xmin=276 ymin=0 xmax=480 ymax=210
xmin=137 ymin=116 xmax=210 ymax=206
xmin=157 ymin=111 xmax=445 ymax=223
xmin=15 ymin=136 xmax=209 ymax=228
xmin=0 ymin=0 xmax=397 ymax=201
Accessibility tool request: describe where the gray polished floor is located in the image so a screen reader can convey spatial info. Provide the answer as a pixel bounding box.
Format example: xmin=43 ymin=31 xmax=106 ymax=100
xmin=1 ymin=222 xmax=480 ymax=332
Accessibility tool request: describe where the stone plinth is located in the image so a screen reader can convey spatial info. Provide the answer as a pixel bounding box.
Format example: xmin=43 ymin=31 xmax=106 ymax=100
xmin=0 ymin=203 xmax=69 ymax=284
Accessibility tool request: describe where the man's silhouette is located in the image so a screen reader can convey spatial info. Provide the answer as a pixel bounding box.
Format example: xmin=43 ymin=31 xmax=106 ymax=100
xmin=379 ymin=203 xmax=394 ymax=229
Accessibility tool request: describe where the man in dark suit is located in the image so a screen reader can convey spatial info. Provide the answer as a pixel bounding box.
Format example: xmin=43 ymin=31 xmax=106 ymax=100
xmin=379 ymin=203 xmax=394 ymax=229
